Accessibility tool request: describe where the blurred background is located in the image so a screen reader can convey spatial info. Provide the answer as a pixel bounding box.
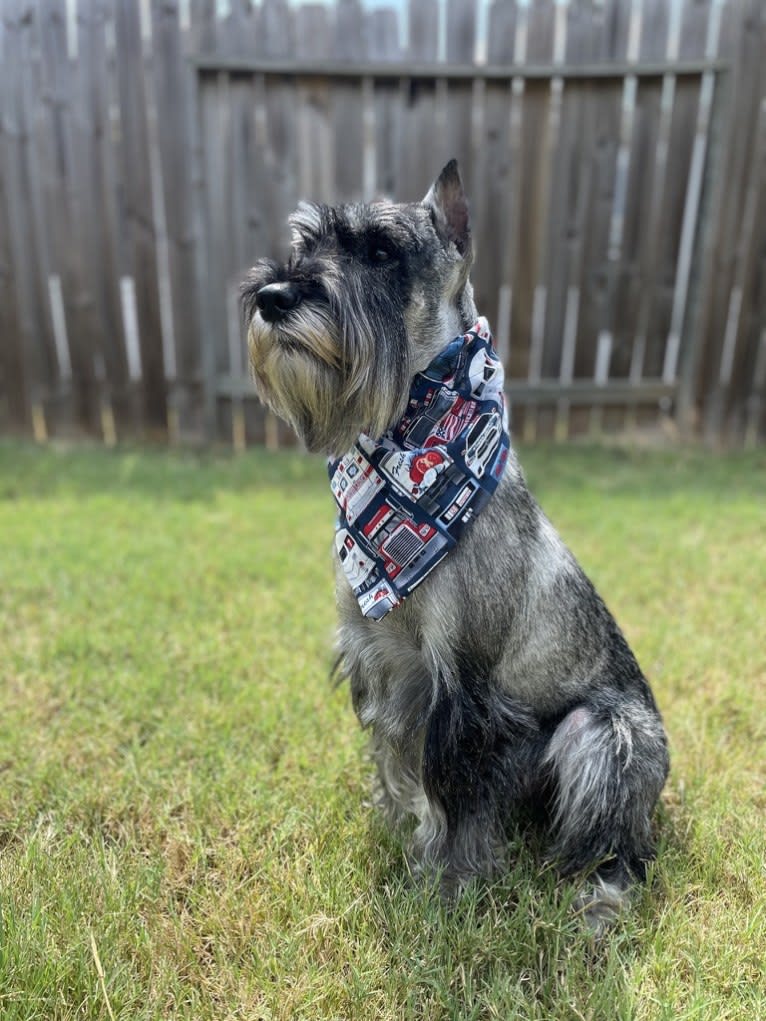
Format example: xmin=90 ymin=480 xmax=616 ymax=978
xmin=0 ymin=0 xmax=764 ymax=450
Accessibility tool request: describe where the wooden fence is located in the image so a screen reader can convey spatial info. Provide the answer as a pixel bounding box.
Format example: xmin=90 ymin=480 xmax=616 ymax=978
xmin=1 ymin=0 xmax=765 ymax=448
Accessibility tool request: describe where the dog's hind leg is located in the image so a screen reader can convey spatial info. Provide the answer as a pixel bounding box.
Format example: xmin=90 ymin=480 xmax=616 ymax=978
xmin=543 ymin=699 xmax=669 ymax=932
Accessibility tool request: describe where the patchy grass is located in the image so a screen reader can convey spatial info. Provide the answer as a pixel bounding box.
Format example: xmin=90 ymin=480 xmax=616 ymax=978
xmin=0 ymin=440 xmax=764 ymax=1020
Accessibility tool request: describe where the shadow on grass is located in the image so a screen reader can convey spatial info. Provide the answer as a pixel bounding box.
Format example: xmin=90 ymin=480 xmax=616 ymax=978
xmin=356 ymin=815 xmax=657 ymax=1020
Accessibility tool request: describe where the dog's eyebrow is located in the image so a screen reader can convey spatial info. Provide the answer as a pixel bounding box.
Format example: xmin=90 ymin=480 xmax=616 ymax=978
xmin=288 ymin=202 xmax=328 ymax=245
xmin=363 ymin=223 xmax=399 ymax=245
xmin=362 ymin=214 xmax=421 ymax=251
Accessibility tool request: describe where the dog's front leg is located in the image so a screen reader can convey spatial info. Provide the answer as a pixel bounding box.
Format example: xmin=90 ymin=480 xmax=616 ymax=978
xmin=413 ymin=679 xmax=540 ymax=895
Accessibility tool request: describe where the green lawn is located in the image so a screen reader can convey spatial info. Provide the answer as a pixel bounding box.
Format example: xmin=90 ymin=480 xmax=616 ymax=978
xmin=0 ymin=441 xmax=764 ymax=1021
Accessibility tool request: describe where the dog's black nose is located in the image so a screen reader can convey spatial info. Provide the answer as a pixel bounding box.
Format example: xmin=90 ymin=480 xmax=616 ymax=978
xmin=255 ymin=282 xmax=302 ymax=321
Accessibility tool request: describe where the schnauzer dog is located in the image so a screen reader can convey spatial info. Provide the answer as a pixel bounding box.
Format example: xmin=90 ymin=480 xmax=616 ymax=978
xmin=242 ymin=160 xmax=669 ymax=931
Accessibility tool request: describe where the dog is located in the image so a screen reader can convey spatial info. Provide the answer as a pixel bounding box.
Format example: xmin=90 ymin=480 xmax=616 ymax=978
xmin=241 ymin=160 xmax=669 ymax=931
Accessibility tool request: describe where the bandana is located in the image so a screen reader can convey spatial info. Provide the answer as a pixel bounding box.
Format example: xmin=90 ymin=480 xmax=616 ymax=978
xmin=328 ymin=317 xmax=510 ymax=620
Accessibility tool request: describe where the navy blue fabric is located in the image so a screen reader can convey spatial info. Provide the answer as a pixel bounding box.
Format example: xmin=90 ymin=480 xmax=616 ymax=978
xmin=329 ymin=318 xmax=510 ymax=620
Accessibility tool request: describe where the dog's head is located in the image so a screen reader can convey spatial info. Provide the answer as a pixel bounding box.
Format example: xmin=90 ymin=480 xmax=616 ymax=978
xmin=241 ymin=160 xmax=477 ymax=453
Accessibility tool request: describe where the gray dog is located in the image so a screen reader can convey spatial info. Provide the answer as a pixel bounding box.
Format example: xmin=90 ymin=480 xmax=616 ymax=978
xmin=242 ymin=160 xmax=669 ymax=931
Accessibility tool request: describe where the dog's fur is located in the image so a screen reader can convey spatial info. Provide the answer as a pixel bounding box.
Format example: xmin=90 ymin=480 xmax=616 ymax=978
xmin=242 ymin=161 xmax=669 ymax=931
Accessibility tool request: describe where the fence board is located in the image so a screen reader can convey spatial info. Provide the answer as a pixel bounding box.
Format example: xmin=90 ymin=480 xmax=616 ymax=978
xmin=710 ymin=97 xmax=766 ymax=439
xmin=37 ymin=0 xmax=103 ymax=434
xmin=483 ymin=2 xmax=516 ymax=373
xmin=76 ymin=2 xmax=127 ymax=435
xmin=699 ymin=0 xmax=765 ymax=443
xmin=369 ymin=8 xmax=400 ymax=61
xmin=114 ymin=0 xmax=167 ymax=432
xmin=152 ymin=0 xmax=204 ymax=439
xmin=0 ymin=2 xmax=47 ymax=434
xmin=408 ymin=0 xmax=438 ymax=62
xmin=522 ymin=0 xmax=566 ymax=440
xmin=0 ymin=8 xmax=27 ymax=431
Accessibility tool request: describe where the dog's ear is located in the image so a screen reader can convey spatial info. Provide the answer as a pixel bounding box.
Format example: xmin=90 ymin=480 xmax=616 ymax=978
xmin=423 ymin=159 xmax=471 ymax=257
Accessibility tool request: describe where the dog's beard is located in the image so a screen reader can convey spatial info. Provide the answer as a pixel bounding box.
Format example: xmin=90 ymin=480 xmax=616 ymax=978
xmin=246 ymin=290 xmax=411 ymax=453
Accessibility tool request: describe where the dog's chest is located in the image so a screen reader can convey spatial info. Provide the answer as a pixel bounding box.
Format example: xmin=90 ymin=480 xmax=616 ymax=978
xmin=335 ymin=570 xmax=453 ymax=736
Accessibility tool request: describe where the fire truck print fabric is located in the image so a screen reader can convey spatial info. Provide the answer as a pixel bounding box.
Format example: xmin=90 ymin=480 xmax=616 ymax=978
xmin=329 ymin=317 xmax=510 ymax=620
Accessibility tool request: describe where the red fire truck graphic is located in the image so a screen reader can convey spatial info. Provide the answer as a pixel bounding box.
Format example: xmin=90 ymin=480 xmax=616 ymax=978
xmin=362 ymin=505 xmax=448 ymax=583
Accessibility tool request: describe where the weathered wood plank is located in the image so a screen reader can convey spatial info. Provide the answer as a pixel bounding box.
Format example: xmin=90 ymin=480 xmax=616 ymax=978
xmin=294 ymin=4 xmax=334 ymax=202
xmin=1 ymin=0 xmax=56 ymax=435
xmin=114 ymin=0 xmax=167 ymax=432
xmin=194 ymin=56 xmax=728 ymax=80
xmin=398 ymin=0 xmax=442 ymax=200
xmin=408 ymin=0 xmax=438 ymax=63
xmin=695 ymin=0 xmax=764 ymax=441
xmin=217 ymin=0 xmax=258 ymax=58
xmin=744 ymin=322 xmax=766 ymax=447
xmin=368 ymin=8 xmax=400 ymax=62
xmin=588 ymin=0 xmax=644 ymax=435
xmin=523 ymin=0 xmax=567 ymax=442
xmin=152 ymin=0 xmax=206 ymax=439
xmin=36 ymin=0 xmax=106 ymax=433
xmin=68 ymin=0 xmax=123 ymax=442
xmin=0 ymin=2 xmax=28 ymax=430
xmin=74 ymin=0 xmax=131 ymax=437
xmin=554 ymin=0 xmax=600 ymax=437
xmin=664 ymin=0 xmax=723 ymax=392
xmin=706 ymin=95 xmax=766 ymax=440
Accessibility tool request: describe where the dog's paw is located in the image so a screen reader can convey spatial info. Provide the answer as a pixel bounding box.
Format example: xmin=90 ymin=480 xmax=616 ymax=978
xmin=573 ymin=876 xmax=632 ymax=936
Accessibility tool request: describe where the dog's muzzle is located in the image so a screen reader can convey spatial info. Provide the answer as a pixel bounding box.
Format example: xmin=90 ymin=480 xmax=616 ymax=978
xmin=255 ymin=281 xmax=302 ymax=323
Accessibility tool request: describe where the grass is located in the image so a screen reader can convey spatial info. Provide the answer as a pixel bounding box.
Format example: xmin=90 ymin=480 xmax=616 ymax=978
xmin=0 ymin=439 xmax=764 ymax=1020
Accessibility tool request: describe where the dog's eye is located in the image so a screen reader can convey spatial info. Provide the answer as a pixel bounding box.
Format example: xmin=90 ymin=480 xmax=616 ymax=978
xmin=369 ymin=243 xmax=396 ymax=265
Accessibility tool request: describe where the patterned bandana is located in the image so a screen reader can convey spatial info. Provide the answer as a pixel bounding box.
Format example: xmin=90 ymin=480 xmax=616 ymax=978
xmin=328 ymin=317 xmax=510 ymax=620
